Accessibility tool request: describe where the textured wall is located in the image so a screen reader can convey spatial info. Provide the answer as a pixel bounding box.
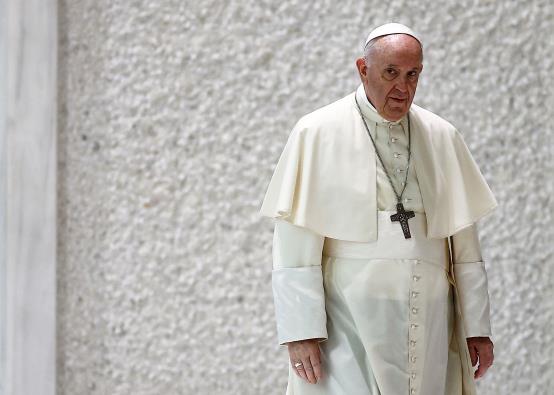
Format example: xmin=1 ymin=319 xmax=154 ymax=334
xmin=57 ymin=1 xmax=553 ymax=394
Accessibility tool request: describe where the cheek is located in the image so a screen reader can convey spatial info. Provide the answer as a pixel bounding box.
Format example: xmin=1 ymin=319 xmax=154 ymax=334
xmin=385 ymin=86 xmax=399 ymax=99
xmin=368 ymin=80 xmax=387 ymax=99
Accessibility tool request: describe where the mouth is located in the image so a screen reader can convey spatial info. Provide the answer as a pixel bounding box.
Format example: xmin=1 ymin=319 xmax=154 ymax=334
xmin=390 ymin=97 xmax=407 ymax=102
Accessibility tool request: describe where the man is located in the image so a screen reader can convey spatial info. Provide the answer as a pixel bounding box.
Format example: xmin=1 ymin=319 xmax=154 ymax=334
xmin=260 ymin=23 xmax=496 ymax=395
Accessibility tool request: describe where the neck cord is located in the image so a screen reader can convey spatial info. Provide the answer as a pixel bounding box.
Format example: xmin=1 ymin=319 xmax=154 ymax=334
xmin=354 ymin=94 xmax=412 ymax=204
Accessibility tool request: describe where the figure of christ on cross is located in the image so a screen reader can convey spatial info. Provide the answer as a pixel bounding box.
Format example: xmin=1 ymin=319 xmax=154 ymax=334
xmin=390 ymin=202 xmax=415 ymax=238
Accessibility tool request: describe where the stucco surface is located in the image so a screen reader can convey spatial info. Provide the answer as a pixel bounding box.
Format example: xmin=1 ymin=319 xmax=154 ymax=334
xmin=57 ymin=1 xmax=553 ymax=394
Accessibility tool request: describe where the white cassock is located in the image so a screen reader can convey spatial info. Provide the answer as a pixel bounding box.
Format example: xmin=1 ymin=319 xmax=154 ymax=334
xmin=260 ymin=83 xmax=498 ymax=395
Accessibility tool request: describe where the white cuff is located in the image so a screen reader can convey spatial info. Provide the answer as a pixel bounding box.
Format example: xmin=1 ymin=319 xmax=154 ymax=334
xmin=454 ymin=261 xmax=492 ymax=338
xmin=272 ymin=265 xmax=328 ymax=345
xmin=272 ymin=218 xmax=325 ymax=269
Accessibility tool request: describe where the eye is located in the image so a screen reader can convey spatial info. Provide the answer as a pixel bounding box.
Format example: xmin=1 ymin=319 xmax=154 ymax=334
xmin=383 ymin=68 xmax=398 ymax=80
xmin=408 ymin=70 xmax=420 ymax=79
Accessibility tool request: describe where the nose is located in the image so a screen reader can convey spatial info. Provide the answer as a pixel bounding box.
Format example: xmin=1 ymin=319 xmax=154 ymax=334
xmin=395 ymin=77 xmax=409 ymax=94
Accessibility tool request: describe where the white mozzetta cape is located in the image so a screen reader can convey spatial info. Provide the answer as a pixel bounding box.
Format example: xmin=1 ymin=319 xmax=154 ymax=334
xmin=259 ymin=89 xmax=498 ymax=242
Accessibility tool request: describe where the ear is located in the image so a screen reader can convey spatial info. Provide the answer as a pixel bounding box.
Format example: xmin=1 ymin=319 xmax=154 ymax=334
xmin=355 ymin=57 xmax=367 ymax=78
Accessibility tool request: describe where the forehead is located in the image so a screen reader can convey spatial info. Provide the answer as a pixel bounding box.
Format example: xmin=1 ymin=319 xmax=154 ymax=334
xmin=370 ymin=34 xmax=423 ymax=66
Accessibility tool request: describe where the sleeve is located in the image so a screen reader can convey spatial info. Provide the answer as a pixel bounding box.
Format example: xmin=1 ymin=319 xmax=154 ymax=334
xmin=271 ymin=218 xmax=328 ymax=346
xmin=452 ymin=222 xmax=493 ymax=338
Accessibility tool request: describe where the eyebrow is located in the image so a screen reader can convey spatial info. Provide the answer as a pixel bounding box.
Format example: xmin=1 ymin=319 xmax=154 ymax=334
xmin=386 ymin=64 xmax=420 ymax=70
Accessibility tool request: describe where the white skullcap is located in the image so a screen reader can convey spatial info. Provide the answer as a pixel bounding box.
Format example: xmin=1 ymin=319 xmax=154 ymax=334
xmin=364 ymin=22 xmax=421 ymax=48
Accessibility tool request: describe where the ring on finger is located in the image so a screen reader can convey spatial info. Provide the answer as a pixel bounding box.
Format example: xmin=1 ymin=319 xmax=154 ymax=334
xmin=294 ymin=362 xmax=303 ymax=369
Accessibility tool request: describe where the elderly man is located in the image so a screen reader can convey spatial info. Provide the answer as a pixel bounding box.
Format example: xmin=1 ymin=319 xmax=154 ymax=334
xmin=260 ymin=23 xmax=496 ymax=395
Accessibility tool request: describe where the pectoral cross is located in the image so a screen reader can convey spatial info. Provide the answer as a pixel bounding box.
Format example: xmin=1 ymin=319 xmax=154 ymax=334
xmin=390 ymin=202 xmax=415 ymax=239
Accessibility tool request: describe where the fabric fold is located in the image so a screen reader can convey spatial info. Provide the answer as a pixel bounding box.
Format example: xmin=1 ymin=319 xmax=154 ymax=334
xmin=259 ymin=88 xmax=498 ymax=243
xmin=259 ymin=99 xmax=379 ymax=242
xmin=272 ymin=218 xmax=325 ymax=270
xmin=454 ymin=261 xmax=493 ymax=337
xmin=272 ymin=266 xmax=328 ymax=346
xmin=409 ymin=106 xmax=498 ymax=239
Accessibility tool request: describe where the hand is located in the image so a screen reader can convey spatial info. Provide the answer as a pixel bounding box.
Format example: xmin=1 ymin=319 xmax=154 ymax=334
xmin=467 ymin=336 xmax=494 ymax=379
xmin=286 ymin=338 xmax=325 ymax=384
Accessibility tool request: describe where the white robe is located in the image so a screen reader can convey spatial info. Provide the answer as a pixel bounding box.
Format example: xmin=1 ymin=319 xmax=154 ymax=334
xmin=272 ymin=216 xmax=491 ymax=395
xmin=261 ymin=85 xmax=497 ymax=395
xmin=259 ymin=84 xmax=498 ymax=242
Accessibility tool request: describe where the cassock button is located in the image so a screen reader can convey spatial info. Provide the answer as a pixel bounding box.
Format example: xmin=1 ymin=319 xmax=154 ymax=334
xmin=411 ymin=389 xmax=416 ymax=394
xmin=411 ymin=291 xmax=418 ymax=298
xmin=410 ymin=340 xmax=417 ymax=346
xmin=412 ymin=373 xmax=416 ymax=379
xmin=411 ymin=324 xmax=418 ymax=329
xmin=394 ymin=152 xmax=400 ymax=158
xmin=413 ymin=275 xmax=420 ymax=282
xmin=412 ymin=308 xmax=418 ymax=314
xmin=391 ymin=137 xmax=397 ymax=143
xmin=411 ymin=356 xmax=417 ymax=362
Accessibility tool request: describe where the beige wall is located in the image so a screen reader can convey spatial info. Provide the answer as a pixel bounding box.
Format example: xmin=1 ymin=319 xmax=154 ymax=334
xmin=57 ymin=1 xmax=553 ymax=394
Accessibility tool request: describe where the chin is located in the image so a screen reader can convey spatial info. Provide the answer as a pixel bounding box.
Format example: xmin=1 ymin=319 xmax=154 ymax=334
xmin=385 ymin=109 xmax=408 ymax=121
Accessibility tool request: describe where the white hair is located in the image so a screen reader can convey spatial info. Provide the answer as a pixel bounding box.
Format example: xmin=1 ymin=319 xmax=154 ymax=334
xmin=363 ymin=37 xmax=380 ymax=65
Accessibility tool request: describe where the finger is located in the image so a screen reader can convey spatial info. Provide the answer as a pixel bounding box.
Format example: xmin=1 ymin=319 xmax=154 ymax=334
xmin=288 ymin=346 xmax=305 ymax=379
xmin=468 ymin=343 xmax=478 ymax=367
xmin=474 ymin=360 xmax=489 ymax=379
xmin=480 ymin=347 xmax=494 ymax=366
xmin=474 ymin=353 xmax=493 ymax=379
xmin=291 ymin=361 xmax=302 ymax=378
xmin=310 ymin=353 xmax=324 ymax=382
xmin=301 ymin=355 xmax=317 ymax=384
xmin=475 ymin=349 xmax=494 ymax=379
xmin=295 ymin=363 xmax=309 ymax=382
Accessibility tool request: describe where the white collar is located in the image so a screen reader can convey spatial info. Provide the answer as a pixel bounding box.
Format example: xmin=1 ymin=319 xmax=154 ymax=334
xmin=355 ymin=83 xmax=408 ymax=129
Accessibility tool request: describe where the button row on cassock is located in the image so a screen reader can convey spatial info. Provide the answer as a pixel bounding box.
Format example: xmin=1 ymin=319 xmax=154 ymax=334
xmin=390 ymin=134 xmax=410 ymax=202
xmin=409 ymin=259 xmax=421 ymax=395
xmin=386 ymin=124 xmax=415 ymax=213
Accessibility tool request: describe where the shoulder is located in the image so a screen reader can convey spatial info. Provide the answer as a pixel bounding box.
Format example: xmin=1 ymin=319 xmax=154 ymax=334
xmin=409 ymin=102 xmax=462 ymax=140
xmin=291 ymin=92 xmax=355 ymax=137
